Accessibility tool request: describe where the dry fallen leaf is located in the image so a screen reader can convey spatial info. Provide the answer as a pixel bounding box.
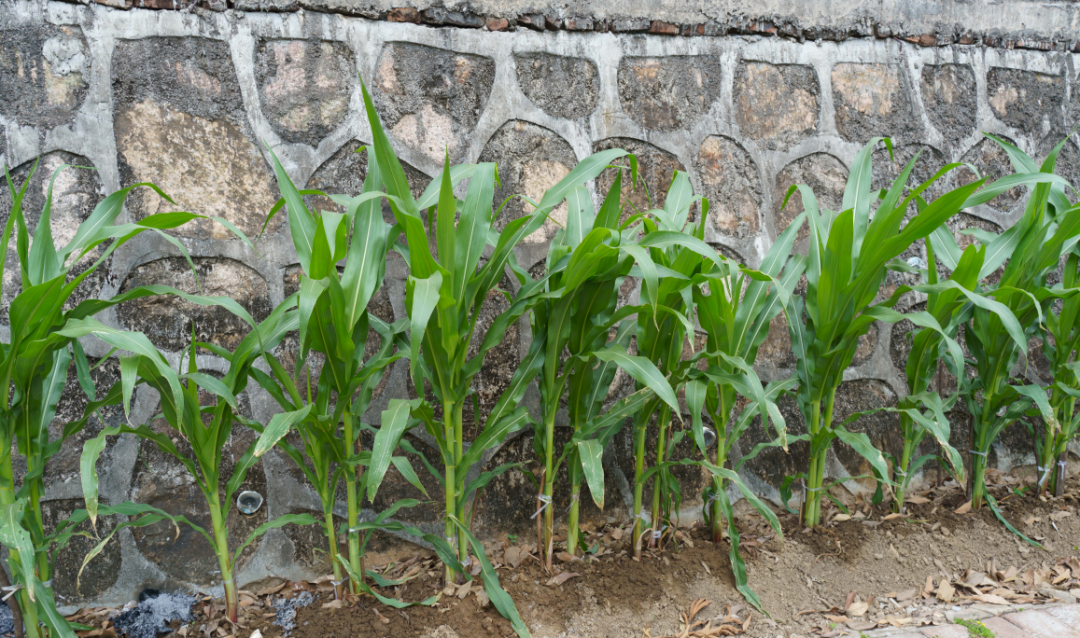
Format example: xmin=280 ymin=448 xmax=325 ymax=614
xmin=832 ymin=514 xmax=852 ymax=522
xmin=846 ymin=601 xmax=868 ymax=617
xmin=905 ymin=496 xmax=931 ymax=505
xmin=321 ymin=599 xmax=344 ymax=609
xmin=936 ymin=580 xmax=955 ymax=603
xmin=546 ymin=571 xmax=580 ymax=586
xmin=882 ymin=513 xmax=903 ymax=522
xmin=954 ymin=501 xmax=973 ymax=515
xmin=456 ymin=580 xmax=473 ymax=599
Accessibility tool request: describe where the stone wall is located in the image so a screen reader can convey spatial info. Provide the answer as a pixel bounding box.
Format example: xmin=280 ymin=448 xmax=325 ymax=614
xmin=3 ymin=0 xmax=1080 ymax=609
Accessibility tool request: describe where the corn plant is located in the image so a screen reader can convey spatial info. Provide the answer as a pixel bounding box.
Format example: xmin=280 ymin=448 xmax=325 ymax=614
xmin=886 ymin=235 xmax=983 ymax=510
xmin=675 ymin=217 xmax=802 ymax=608
xmin=1039 ymin=250 xmax=1080 ymax=495
xmin=690 ymin=210 xmax=805 ymax=545
xmin=65 ymin=301 xmax=313 ymax=623
xmin=621 ymin=172 xmax=731 ymax=558
xmin=530 ymin=166 xmax=684 ymax=567
xmin=781 ymin=138 xmax=994 ymax=527
xmin=0 ymin=161 xmax=249 ymax=638
xmin=259 ymin=141 xmax=434 ymax=596
xmin=930 ymin=136 xmax=1080 ymax=508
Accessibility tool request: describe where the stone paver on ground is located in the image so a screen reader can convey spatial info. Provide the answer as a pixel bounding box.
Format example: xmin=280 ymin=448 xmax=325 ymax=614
xmin=867 ymin=603 xmax=1080 ymax=638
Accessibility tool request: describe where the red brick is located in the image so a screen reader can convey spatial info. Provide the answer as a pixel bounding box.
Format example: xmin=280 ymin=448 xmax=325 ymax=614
xmin=387 ymin=7 xmax=421 ymax=23
xmin=485 ymin=17 xmax=509 ymax=31
xmin=649 ymin=20 xmax=679 ymax=35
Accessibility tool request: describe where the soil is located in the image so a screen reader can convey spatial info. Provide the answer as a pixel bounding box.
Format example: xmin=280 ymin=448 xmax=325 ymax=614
xmin=71 ymin=472 xmax=1080 ymax=638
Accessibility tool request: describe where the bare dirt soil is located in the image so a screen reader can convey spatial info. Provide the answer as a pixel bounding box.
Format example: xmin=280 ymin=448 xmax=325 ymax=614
xmin=69 ymin=471 xmax=1080 ymax=638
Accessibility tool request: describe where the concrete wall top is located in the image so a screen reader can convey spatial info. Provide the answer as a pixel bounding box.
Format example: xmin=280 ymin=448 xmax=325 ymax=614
xmin=58 ymin=0 xmax=1080 ymax=51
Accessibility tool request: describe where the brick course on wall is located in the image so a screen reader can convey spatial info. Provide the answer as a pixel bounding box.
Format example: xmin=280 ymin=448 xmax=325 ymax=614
xmin=2 ymin=0 xmax=1079 ymax=608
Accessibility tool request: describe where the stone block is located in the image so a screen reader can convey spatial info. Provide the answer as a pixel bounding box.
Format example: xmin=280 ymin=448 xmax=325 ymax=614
xmin=515 ymin=53 xmax=599 ymax=120
xmin=957 ymin=136 xmax=1025 ymax=212
xmin=1044 ymin=604 xmax=1080 ymax=626
xmin=304 ymin=138 xmax=430 ymax=222
xmin=618 ymin=56 xmax=722 ymax=131
xmin=129 ymin=384 xmax=268 ymax=587
xmin=593 ymin=138 xmax=686 ymax=222
xmin=734 ymin=61 xmax=819 ymax=149
xmin=480 ymin=120 xmax=577 ymax=246
xmin=112 ymin=38 xmax=280 ymax=240
xmin=0 ymin=25 xmax=88 ymax=128
xmin=919 ymin=625 xmax=972 ymax=638
xmin=832 ymin=63 xmax=919 ymax=143
xmin=373 ymin=42 xmax=495 ymax=164
xmin=921 ymin=64 xmax=977 ymax=142
xmin=988 ymin=67 xmax=1064 ymax=135
xmin=42 ymin=498 xmax=121 ymax=604
xmin=255 ymin=40 xmax=354 ymax=145
xmin=695 ymin=135 xmax=761 ymax=238
xmin=117 ymin=257 xmax=272 ymax=352
xmin=830 ymin=379 xmax=899 ymax=484
xmin=0 ymin=152 xmax=106 ymax=325
xmin=772 ymin=153 xmax=848 ymax=242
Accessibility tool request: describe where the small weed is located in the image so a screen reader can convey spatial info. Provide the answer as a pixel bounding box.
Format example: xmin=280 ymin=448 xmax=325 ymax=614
xmin=954 ymin=618 xmax=994 ymax=638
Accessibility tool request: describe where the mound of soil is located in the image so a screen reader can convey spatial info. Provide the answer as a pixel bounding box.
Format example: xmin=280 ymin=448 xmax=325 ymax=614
xmin=69 ymin=475 xmax=1080 ymax=638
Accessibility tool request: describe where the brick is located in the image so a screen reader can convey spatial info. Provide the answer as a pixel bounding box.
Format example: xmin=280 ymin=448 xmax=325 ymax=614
xmin=919 ymin=625 xmax=970 ymax=638
xmin=387 ymin=7 xmax=420 ymax=23
xmin=485 ymin=17 xmax=508 ymax=30
xmin=1045 ymin=604 xmax=1080 ymax=626
xmin=982 ymin=616 xmax=1032 ymax=638
xmin=1003 ymin=610 xmax=1080 ymax=637
xmin=650 ymin=20 xmax=679 ymax=35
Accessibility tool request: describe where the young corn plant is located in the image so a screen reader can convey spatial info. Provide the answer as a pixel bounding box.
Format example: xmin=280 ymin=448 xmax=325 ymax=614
xmin=886 ymin=235 xmax=982 ymax=510
xmin=782 ymin=138 xmax=991 ymax=528
xmin=679 ymin=214 xmax=804 ymax=610
xmin=531 ymin=167 xmax=680 ymax=566
xmin=260 ymin=142 xmax=428 ymax=596
xmin=621 ymin=171 xmax=729 ymax=558
xmin=0 ymin=161 xmax=245 ymax=638
xmin=690 ymin=209 xmax=805 ymax=546
xmin=930 ymin=135 xmax=1080 ymax=509
xmin=66 ymin=303 xmax=313 ymax=623
xmin=360 ymin=79 xmax=606 ymax=636
xmin=1040 ymin=250 xmax=1080 ymax=495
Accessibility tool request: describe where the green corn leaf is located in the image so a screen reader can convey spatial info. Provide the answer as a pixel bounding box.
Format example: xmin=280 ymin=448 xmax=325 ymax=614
xmin=576 ymin=439 xmax=606 ymax=509
xmin=0 ymin=501 xmax=37 ymax=600
xmin=369 ymin=399 xmax=421 ymax=502
xmin=456 ymin=406 xmax=532 ymax=478
xmin=253 ymin=404 xmax=314 ymax=458
xmin=832 ymin=425 xmax=891 ymax=487
xmin=452 ymin=521 xmax=532 ymax=638
xmin=715 ymin=485 xmax=765 ymax=614
xmin=406 ymin=272 xmax=442 ymax=388
xmin=234 ymin=513 xmax=319 ymax=562
xmin=593 ymin=344 xmax=680 ymax=416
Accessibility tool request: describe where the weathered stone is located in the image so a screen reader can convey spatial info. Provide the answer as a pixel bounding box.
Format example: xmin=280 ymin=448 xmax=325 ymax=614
xmin=617 ymin=56 xmax=722 ymax=131
xmin=987 ymin=67 xmax=1064 ymax=135
xmin=740 ymin=392 xmax=808 ymax=489
xmin=46 ymin=357 xmax=129 ymax=486
xmin=281 ymin=510 xmax=345 ymax=572
xmin=303 ymin=138 xmax=430 ymax=221
xmin=832 ymin=63 xmax=918 ymax=143
xmin=0 ymin=26 xmax=88 ymax=128
xmin=594 ymin=138 xmax=686 ymax=219
xmin=462 ymin=269 xmax=519 ymax=439
xmin=851 ymin=323 xmax=878 ymax=366
xmin=695 ymin=135 xmax=761 ymax=238
xmin=831 ymin=379 xmax=901 ymax=477
xmin=921 ymin=64 xmax=977 ymax=142
xmin=255 ymin=40 xmax=354 ymax=145
xmin=772 ymin=153 xmax=847 ymax=242
xmin=117 ymin=258 xmax=272 ymax=353
xmin=369 ymin=433 xmax=445 ymax=524
xmin=1039 ymin=133 xmax=1080 ymax=203
xmin=480 ymin=120 xmax=577 ymax=246
xmin=757 ymin=314 xmax=795 ymax=368
xmin=112 ymin=38 xmax=280 ymax=240
xmin=130 ymin=385 xmax=267 ymax=586
xmin=515 ymin=52 xmax=599 ymax=120
xmin=42 ymin=499 xmax=120 ymax=603
xmin=733 ymin=61 xmax=819 ymax=149
xmin=0 ymin=152 xmax=107 ymax=325
xmin=957 ymin=136 xmax=1025 ymax=212
xmin=373 ymin=43 xmax=495 ymax=164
